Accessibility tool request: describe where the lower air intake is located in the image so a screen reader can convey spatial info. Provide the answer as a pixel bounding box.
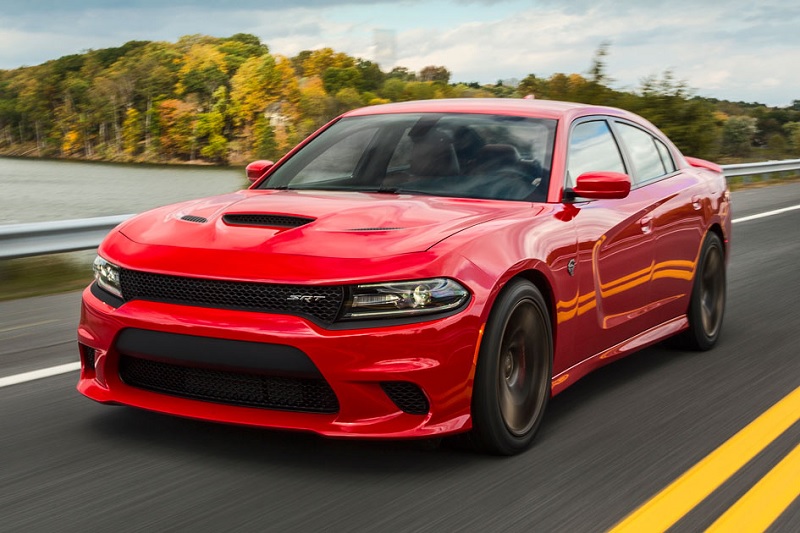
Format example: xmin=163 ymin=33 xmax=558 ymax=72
xmin=380 ymin=381 xmax=430 ymax=415
xmin=119 ymin=356 xmax=339 ymax=414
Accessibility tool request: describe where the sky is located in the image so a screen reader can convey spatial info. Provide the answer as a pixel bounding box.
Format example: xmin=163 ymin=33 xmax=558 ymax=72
xmin=0 ymin=0 xmax=798 ymax=106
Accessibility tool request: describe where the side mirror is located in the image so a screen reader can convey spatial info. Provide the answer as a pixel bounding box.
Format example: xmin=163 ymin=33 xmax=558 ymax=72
xmin=246 ymin=160 xmax=275 ymax=183
xmin=571 ymin=171 xmax=631 ymax=200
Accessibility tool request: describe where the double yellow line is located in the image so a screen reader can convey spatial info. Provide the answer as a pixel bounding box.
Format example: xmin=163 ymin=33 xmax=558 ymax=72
xmin=612 ymin=385 xmax=800 ymax=532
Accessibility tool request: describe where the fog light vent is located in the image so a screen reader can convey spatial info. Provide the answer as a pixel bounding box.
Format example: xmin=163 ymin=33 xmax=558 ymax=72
xmin=79 ymin=344 xmax=96 ymax=371
xmin=380 ymin=381 xmax=429 ymax=415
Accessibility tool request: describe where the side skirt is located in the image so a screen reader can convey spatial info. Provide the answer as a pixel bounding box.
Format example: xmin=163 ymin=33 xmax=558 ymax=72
xmin=550 ymin=315 xmax=689 ymax=395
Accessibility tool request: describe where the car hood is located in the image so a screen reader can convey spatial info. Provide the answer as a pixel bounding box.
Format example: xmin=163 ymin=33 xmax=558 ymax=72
xmin=117 ymin=189 xmax=537 ymax=261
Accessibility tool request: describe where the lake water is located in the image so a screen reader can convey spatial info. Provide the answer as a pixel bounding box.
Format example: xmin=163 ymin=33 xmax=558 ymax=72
xmin=0 ymin=157 xmax=246 ymax=225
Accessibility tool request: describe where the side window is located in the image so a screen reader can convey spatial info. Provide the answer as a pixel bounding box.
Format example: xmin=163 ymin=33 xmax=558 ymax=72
xmin=616 ymin=123 xmax=666 ymax=183
xmin=567 ymin=120 xmax=626 ymax=187
xmin=654 ymin=138 xmax=676 ymax=173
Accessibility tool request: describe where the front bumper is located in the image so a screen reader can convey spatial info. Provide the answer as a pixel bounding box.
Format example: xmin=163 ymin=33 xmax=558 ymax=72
xmin=77 ymin=284 xmax=482 ymax=438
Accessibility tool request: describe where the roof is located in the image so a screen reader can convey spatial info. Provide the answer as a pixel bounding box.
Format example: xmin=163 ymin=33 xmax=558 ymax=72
xmin=342 ymin=98 xmax=633 ymax=121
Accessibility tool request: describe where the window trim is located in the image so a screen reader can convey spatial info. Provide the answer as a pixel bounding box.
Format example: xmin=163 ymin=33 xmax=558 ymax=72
xmin=564 ymin=116 xmax=628 ymax=190
xmin=608 ymin=118 xmax=680 ymax=188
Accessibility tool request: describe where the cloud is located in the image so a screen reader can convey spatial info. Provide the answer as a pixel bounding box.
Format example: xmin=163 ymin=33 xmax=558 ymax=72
xmin=0 ymin=0 xmax=797 ymax=106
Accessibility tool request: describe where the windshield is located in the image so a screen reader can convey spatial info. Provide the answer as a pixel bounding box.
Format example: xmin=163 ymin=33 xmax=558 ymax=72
xmin=260 ymin=113 xmax=557 ymax=202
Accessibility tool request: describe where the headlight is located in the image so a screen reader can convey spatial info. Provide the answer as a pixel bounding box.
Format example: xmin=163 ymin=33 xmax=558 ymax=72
xmin=93 ymin=256 xmax=122 ymax=298
xmin=341 ymin=278 xmax=469 ymax=320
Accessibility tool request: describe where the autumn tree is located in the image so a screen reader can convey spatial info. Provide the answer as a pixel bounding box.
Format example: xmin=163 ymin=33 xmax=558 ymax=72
xmin=122 ymin=107 xmax=142 ymax=155
xmin=158 ymin=99 xmax=197 ymax=159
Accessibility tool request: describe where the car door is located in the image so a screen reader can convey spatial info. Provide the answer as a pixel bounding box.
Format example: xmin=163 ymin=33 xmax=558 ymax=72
xmin=564 ymin=119 xmax=659 ymax=366
xmin=614 ymin=122 xmax=706 ymax=322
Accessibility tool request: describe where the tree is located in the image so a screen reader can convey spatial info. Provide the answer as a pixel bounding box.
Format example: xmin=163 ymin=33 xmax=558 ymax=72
xmin=386 ymin=67 xmax=416 ymax=81
xmin=158 ymin=99 xmax=197 ymax=159
xmin=322 ymin=67 xmax=362 ymax=95
xmin=301 ymin=48 xmax=355 ymax=78
xmin=517 ymin=74 xmax=541 ymax=98
xmin=356 ymin=59 xmax=384 ymax=92
xmin=588 ymin=41 xmax=611 ymax=85
xmin=632 ymin=71 xmax=720 ymax=158
xmin=784 ymin=122 xmax=800 ymax=153
xmin=122 ymin=107 xmax=142 ymax=155
xmin=229 ymin=53 xmax=281 ymax=129
xmin=419 ymin=65 xmax=450 ymax=84
xmin=253 ymin=114 xmax=278 ymax=160
xmin=722 ymin=116 xmax=757 ymax=157
xmin=176 ymin=43 xmax=229 ymax=106
xmin=196 ymin=86 xmax=229 ymax=162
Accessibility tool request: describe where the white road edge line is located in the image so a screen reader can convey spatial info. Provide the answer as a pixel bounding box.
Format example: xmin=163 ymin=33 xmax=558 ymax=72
xmin=1 ymin=203 xmax=798 ymax=389
xmin=0 ymin=362 xmax=81 ymax=388
xmin=732 ymin=204 xmax=800 ymax=224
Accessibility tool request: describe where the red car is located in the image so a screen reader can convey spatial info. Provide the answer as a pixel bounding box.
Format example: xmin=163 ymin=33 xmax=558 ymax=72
xmin=78 ymin=99 xmax=730 ymax=454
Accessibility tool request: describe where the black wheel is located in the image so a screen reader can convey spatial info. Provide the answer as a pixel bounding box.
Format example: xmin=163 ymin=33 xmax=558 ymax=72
xmin=470 ymin=280 xmax=552 ymax=455
xmin=674 ymin=232 xmax=726 ymax=351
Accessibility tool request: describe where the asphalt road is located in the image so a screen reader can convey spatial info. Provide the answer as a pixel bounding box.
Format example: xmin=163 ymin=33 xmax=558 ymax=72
xmin=2 ymin=183 xmax=799 ymax=532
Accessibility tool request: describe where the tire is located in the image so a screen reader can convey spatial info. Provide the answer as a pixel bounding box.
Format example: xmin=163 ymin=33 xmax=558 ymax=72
xmin=673 ymin=231 xmax=726 ymax=351
xmin=470 ymin=280 xmax=553 ymax=455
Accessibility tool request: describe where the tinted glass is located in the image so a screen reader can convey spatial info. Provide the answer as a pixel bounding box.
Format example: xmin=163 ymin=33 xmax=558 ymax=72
xmin=616 ymin=123 xmax=666 ymax=182
xmin=262 ymin=113 xmax=557 ymax=202
xmin=654 ymin=138 xmax=676 ymax=173
xmin=567 ymin=120 xmax=626 ymax=187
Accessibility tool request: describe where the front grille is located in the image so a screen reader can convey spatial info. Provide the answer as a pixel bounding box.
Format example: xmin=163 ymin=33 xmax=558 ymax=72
xmin=223 ymin=214 xmax=314 ymax=228
xmin=119 ymin=356 xmax=339 ymax=413
xmin=119 ymin=270 xmax=345 ymax=323
xmin=381 ymin=381 xmax=430 ymax=415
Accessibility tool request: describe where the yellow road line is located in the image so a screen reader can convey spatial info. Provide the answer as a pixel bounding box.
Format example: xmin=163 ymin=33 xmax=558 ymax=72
xmin=706 ymin=441 xmax=800 ymax=532
xmin=611 ymin=385 xmax=800 ymax=532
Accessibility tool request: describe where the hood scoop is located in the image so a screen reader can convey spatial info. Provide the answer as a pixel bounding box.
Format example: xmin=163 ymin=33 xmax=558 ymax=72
xmin=180 ymin=215 xmax=208 ymax=224
xmin=222 ymin=213 xmax=315 ymax=228
xmin=347 ymin=227 xmax=406 ymax=231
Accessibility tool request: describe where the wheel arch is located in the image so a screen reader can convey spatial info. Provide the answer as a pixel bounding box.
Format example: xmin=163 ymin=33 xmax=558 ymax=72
xmin=708 ymin=222 xmax=726 ymax=258
xmin=515 ymin=269 xmax=556 ymax=331
xmin=492 ymin=269 xmax=558 ymax=357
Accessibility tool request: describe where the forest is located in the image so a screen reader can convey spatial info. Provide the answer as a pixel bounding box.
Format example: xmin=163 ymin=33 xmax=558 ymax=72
xmin=1 ymin=34 xmax=799 ymax=166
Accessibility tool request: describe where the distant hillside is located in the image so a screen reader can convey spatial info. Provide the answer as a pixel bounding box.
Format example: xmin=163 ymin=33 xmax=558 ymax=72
xmin=1 ymin=34 xmax=798 ymax=165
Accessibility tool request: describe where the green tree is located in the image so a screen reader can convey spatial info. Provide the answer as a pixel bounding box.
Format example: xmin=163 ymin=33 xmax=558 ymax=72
xmin=356 ymin=59 xmax=384 ymax=92
xmin=253 ymin=114 xmax=278 ymax=160
xmin=419 ymin=65 xmax=450 ymax=84
xmin=322 ymin=67 xmax=362 ymax=95
xmin=722 ymin=116 xmax=757 ymax=157
xmin=783 ymin=122 xmax=800 ymax=154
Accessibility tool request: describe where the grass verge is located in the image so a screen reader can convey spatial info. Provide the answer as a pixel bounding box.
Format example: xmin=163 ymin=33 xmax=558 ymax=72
xmin=0 ymin=252 xmax=93 ymax=301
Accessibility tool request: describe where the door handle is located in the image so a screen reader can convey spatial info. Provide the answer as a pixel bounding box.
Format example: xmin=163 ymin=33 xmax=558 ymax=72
xmin=640 ymin=216 xmax=653 ymax=234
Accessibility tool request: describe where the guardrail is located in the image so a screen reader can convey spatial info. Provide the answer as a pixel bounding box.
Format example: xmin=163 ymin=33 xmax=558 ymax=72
xmin=0 ymin=214 xmax=133 ymax=260
xmin=1 ymin=159 xmax=799 ymax=261
xmin=721 ymin=158 xmax=800 ymax=178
